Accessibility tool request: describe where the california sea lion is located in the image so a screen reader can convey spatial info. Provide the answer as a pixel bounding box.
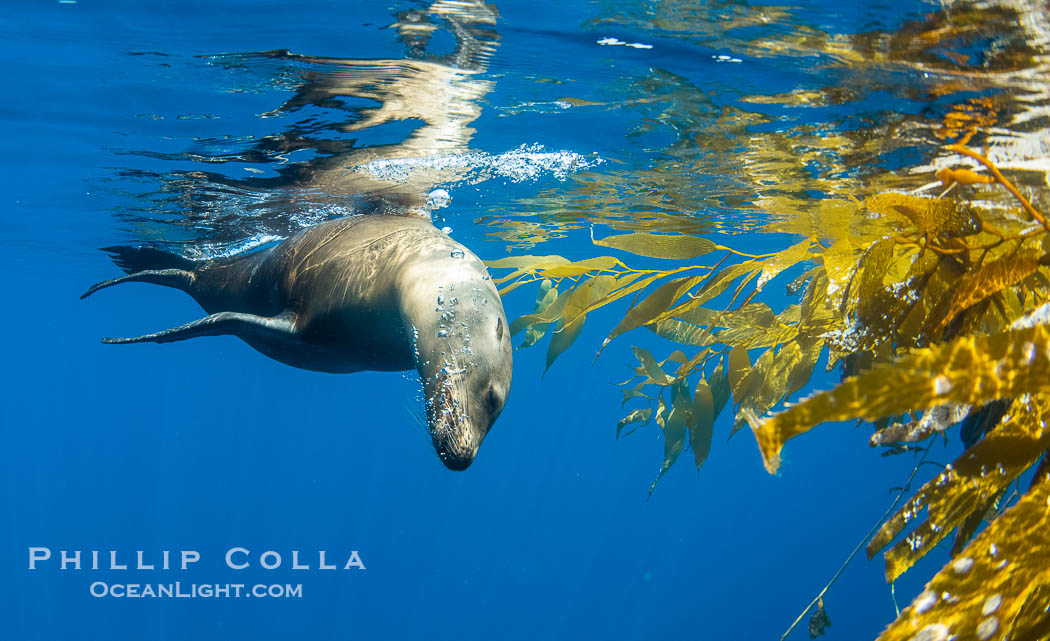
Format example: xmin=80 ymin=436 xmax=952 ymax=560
xmin=82 ymin=214 xmax=512 ymax=470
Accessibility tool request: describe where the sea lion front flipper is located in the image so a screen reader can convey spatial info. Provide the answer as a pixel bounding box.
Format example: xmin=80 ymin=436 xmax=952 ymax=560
xmin=102 ymin=311 xmax=298 ymax=345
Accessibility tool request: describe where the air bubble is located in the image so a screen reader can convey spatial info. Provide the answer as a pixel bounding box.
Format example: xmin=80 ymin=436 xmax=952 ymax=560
xmin=977 ymin=616 xmax=998 ymax=640
xmin=427 ymin=188 xmax=451 ymax=209
xmin=912 ymin=623 xmax=948 ymax=641
xmin=982 ymin=594 xmax=1001 ymax=616
xmin=952 ymin=557 xmax=973 ymax=574
xmin=451 ymin=249 xmax=465 ymax=259
xmin=933 ymin=375 xmax=952 ymax=395
xmin=914 ymin=590 xmax=937 ymax=614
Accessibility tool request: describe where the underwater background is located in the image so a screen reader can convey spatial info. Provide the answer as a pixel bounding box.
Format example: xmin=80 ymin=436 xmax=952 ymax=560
xmin=3 ymin=0 xmax=1048 ymax=639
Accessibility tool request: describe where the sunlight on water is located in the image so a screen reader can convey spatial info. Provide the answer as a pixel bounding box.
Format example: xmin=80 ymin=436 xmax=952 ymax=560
xmin=105 ymin=0 xmax=1050 ymax=257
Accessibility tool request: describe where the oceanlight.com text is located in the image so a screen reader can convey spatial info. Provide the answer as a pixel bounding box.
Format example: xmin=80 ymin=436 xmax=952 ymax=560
xmin=89 ymin=582 xmax=303 ymax=599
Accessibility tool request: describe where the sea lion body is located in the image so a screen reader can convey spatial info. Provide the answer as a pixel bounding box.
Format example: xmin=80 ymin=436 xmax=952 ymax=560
xmin=192 ymin=215 xmax=451 ymax=374
xmin=84 ymin=215 xmax=512 ymax=470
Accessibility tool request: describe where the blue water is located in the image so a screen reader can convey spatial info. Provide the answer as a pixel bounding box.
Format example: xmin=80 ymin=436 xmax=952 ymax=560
xmin=3 ymin=1 xmax=1015 ymax=639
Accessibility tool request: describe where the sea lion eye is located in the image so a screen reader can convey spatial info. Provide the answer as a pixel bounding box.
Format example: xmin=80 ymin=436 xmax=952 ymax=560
xmin=496 ymin=317 xmax=503 ymax=340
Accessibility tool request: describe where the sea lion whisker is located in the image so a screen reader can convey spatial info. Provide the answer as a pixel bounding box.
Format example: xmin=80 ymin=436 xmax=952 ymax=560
xmin=400 ymin=401 xmax=431 ymax=445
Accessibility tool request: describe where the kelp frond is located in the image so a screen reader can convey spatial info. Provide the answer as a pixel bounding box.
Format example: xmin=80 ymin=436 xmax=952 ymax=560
xmin=487 ymin=142 xmax=1050 ymax=637
xmin=748 ymin=324 xmax=1050 ymax=475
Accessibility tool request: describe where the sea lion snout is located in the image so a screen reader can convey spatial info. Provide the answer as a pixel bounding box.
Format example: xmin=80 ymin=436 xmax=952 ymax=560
xmin=423 ymin=373 xmax=494 ymax=472
xmin=428 ymin=376 xmax=509 ymax=471
xmin=432 ymin=382 xmax=507 ymax=471
xmin=435 ymin=443 xmax=475 ymax=471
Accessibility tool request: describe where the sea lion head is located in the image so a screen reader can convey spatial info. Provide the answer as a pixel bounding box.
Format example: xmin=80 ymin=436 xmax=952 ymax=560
xmin=401 ymin=241 xmax=513 ymax=470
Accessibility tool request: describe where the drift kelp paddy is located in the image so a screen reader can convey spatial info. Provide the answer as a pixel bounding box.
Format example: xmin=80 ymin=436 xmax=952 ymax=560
xmin=480 ymin=1 xmax=1050 ymax=639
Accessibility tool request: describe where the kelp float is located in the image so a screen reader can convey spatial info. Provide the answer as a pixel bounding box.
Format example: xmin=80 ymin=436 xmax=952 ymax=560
xmin=487 ymin=145 xmax=1050 ymax=639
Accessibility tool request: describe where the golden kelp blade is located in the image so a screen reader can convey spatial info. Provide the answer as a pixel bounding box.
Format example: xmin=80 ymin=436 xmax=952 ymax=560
xmin=540 ymin=256 xmax=625 ymax=278
xmin=821 ymin=237 xmax=856 ymax=308
xmin=592 ymin=230 xmax=718 ymax=259
xmin=868 ymin=395 xmax=1050 ymax=583
xmin=755 ymin=237 xmax=813 ymax=289
xmin=747 ymin=324 xmax=1050 ymax=474
xmin=632 ymin=346 xmax=673 ymax=385
xmin=616 ymin=408 xmax=652 ymax=439
xmin=510 ymin=272 xmax=650 ymax=339
xmin=559 ymin=271 xmax=652 ymax=328
xmin=727 ymin=345 xmax=752 ymax=405
xmin=864 ymin=193 xmax=973 ymax=237
xmin=691 ymin=379 xmax=715 ymax=470
xmin=487 ymin=255 xmax=569 ymax=283
xmin=876 ymin=475 xmax=1050 ymax=641
xmin=649 ymin=379 xmax=692 ymax=495
xmin=510 ymin=287 xmax=574 ymax=335
xmin=544 ymin=275 xmax=619 ymax=371
xmin=520 ymin=279 xmax=558 ymax=348
xmin=604 ymin=274 xmax=709 ymax=344
xmin=647 ymin=318 xmax=717 ymax=347
xmin=925 ymin=256 xmax=1040 ymax=335
xmin=492 ymin=256 xmax=625 ymax=295
xmin=849 ymin=238 xmax=896 ymax=334
xmin=647 ymin=262 xmax=761 ymax=328
xmin=664 ymin=302 xmax=798 ymax=351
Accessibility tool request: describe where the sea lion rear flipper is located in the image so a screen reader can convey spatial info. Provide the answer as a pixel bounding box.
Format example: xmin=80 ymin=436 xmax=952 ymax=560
xmin=80 ymin=269 xmax=196 ymax=300
xmin=102 ymin=311 xmax=298 ymax=345
xmin=81 ymin=245 xmax=201 ymax=300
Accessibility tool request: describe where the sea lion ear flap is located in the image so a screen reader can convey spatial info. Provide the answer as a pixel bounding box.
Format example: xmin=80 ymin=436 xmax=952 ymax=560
xmin=496 ymin=317 xmax=503 ymax=340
